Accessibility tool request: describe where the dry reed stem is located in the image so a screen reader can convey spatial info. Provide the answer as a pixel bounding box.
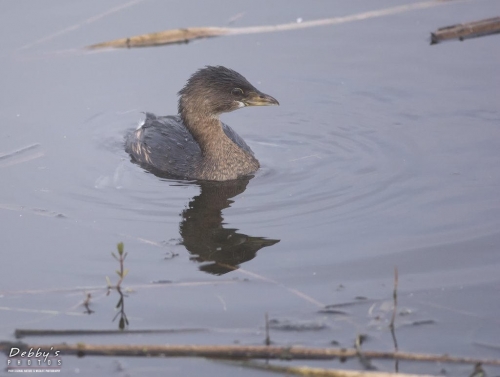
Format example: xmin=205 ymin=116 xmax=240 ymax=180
xmin=87 ymin=0 xmax=470 ymax=49
xmin=0 ymin=343 xmax=498 ymax=366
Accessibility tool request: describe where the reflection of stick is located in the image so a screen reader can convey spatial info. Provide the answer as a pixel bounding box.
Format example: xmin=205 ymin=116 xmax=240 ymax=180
xmin=264 ymin=313 xmax=270 ymax=346
xmin=15 ymin=328 xmax=205 ymax=339
xmin=389 ymin=267 xmax=399 ymax=372
xmin=355 ymin=334 xmax=376 ymax=370
xmin=87 ymin=0 xmax=469 ymax=49
xmin=389 ymin=267 xmax=398 ymax=331
xmin=1 ymin=343 xmax=499 ymax=366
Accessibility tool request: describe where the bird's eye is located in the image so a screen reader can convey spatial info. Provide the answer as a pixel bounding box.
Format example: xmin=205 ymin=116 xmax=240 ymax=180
xmin=231 ymin=88 xmax=244 ymax=96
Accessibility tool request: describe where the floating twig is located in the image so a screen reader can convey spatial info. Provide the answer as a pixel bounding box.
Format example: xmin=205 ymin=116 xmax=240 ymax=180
xmin=0 ymin=143 xmax=44 ymax=169
xmin=0 ymin=144 xmax=40 ymax=160
xmin=0 ymin=343 xmax=499 ymax=366
xmin=18 ymin=0 xmax=145 ymax=51
xmin=431 ymin=17 xmax=500 ymax=44
xmin=88 ymin=27 xmax=228 ymax=49
xmin=82 ymin=293 xmax=94 ymax=315
xmin=87 ymin=1 xmax=469 ymax=49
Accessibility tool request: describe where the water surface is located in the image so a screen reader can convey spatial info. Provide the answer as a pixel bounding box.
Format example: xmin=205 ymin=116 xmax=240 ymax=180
xmin=1 ymin=1 xmax=499 ymax=376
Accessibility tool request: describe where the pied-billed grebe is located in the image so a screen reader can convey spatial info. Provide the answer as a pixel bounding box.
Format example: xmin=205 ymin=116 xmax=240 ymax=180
xmin=125 ymin=66 xmax=279 ymax=181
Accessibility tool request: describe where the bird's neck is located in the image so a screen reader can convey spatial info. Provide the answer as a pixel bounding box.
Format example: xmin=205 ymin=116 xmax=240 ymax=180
xmin=180 ymin=104 xmax=258 ymax=180
xmin=181 ymin=107 xmax=223 ymax=150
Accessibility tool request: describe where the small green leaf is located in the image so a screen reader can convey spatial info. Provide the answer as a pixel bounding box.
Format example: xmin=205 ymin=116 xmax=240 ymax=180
xmin=105 ymin=276 xmax=112 ymax=287
xmin=122 ymin=269 xmax=129 ymax=277
xmin=111 ymin=252 xmax=118 ymax=260
xmin=117 ymin=242 xmax=124 ymax=255
xmin=116 ymin=270 xmax=122 ymax=277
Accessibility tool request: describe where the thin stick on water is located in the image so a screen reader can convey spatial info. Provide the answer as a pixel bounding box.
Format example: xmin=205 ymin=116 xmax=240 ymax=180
xmin=0 ymin=280 xmax=236 ymax=296
xmin=233 ymin=266 xmax=325 ymax=308
xmin=87 ymin=0 xmax=472 ymax=49
xmin=0 ymin=343 xmax=499 ymax=366
xmin=431 ymin=16 xmax=500 ymax=44
xmin=0 ymin=144 xmax=44 ymax=169
xmin=0 ymin=144 xmax=40 ymax=160
xmin=82 ymin=293 xmax=94 ymax=314
xmin=18 ymin=0 xmax=146 ymax=51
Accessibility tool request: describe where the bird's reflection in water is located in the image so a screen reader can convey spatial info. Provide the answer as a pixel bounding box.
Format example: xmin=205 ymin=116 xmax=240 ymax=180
xmin=178 ymin=177 xmax=279 ymax=275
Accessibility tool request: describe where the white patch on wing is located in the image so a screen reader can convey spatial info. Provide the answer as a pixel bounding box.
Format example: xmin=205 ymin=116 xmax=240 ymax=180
xmin=237 ymin=101 xmax=245 ymax=108
xmin=136 ymin=119 xmax=146 ymax=130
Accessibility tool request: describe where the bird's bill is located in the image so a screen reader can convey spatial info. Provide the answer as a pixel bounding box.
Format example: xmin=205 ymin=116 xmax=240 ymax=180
xmin=243 ymin=91 xmax=280 ymax=106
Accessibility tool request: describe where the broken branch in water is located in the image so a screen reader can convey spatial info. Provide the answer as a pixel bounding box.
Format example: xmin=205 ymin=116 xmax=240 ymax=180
xmin=87 ymin=1 xmax=469 ymax=49
xmin=431 ymin=17 xmax=500 ymax=44
xmin=88 ymin=27 xmax=228 ymax=49
xmin=0 ymin=342 xmax=499 ymax=366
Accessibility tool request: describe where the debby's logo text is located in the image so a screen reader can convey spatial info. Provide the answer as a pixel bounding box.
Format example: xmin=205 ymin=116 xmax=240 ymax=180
xmin=7 ymin=347 xmax=62 ymax=372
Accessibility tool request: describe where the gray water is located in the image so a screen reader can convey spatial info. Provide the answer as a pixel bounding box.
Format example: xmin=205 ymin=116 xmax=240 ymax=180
xmin=1 ymin=0 xmax=499 ymax=376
